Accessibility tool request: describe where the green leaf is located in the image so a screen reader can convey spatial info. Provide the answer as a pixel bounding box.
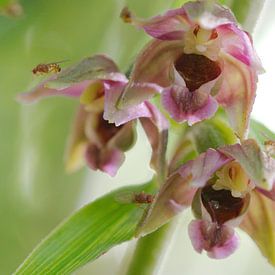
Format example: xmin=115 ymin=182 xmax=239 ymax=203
xmin=188 ymin=117 xmax=237 ymax=154
xmin=240 ymin=190 xmax=275 ymax=266
xmin=15 ymin=180 xmax=157 ymax=274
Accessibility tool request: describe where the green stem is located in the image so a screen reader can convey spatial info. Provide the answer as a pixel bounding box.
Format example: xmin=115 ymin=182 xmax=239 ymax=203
xmin=126 ymin=222 xmax=175 ymax=275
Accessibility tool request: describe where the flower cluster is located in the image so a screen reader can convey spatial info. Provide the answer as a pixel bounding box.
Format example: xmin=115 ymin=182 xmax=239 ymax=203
xmin=19 ymin=0 xmax=275 ymax=264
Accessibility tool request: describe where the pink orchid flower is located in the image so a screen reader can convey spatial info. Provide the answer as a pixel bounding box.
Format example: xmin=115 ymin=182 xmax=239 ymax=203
xmin=19 ymin=55 xmax=166 ymax=176
xmin=137 ymin=139 xmax=275 ymax=260
xmin=119 ymin=1 xmax=263 ymax=139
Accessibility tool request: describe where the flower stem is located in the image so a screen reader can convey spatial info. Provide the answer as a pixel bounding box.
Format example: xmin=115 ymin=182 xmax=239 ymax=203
xmin=125 ymin=222 xmax=176 ymax=275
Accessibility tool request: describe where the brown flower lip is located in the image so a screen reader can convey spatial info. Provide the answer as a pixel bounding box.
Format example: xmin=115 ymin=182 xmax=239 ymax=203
xmin=174 ymin=53 xmax=221 ymax=92
xmin=201 ymin=185 xmax=245 ymax=225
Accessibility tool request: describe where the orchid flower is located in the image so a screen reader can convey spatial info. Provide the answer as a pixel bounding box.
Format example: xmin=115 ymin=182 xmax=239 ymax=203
xmin=19 ymin=55 xmax=167 ymax=176
xmin=119 ymin=1 xmax=263 ymax=139
xmin=137 ymin=139 xmax=275 ymax=260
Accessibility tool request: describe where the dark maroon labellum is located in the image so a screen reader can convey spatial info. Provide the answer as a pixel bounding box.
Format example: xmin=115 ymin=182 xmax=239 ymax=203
xmin=174 ymin=53 xmax=221 ymax=92
xmin=201 ymin=185 xmax=245 ymax=225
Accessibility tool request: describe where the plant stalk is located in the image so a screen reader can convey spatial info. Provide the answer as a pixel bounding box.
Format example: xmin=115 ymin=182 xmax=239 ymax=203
xmin=125 ymin=221 xmax=176 ymax=275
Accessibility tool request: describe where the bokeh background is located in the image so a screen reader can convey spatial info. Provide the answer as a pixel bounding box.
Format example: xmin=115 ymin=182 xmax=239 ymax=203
xmin=0 ymin=0 xmax=274 ymax=274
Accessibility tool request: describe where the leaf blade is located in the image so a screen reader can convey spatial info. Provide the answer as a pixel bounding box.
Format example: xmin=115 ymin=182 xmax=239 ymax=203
xmin=15 ymin=180 xmax=156 ymax=274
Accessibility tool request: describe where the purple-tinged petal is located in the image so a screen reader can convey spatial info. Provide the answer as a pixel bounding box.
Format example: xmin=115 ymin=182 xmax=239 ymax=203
xmin=179 ymin=148 xmax=230 ymax=188
xmin=120 ymin=6 xmax=190 ymax=40
xmin=126 ymin=39 xmax=183 ymax=88
xmin=139 ymin=102 xmax=169 ymax=178
xmin=219 ymin=139 xmax=275 ymax=190
xmin=104 ymin=83 xmax=154 ymax=126
xmin=46 ymin=55 xmax=125 ymax=89
xmin=100 ymin=148 xmax=125 ymax=177
xmin=162 ymin=85 xmax=218 ymax=125
xmin=183 ymin=1 xmax=236 ymax=29
xmin=18 ymin=79 xmax=91 ymax=103
xmin=18 ymin=55 xmax=127 ymax=104
xmin=117 ymin=82 xmax=162 ymax=109
xmin=136 ymin=173 xmax=197 ymax=236
xmin=85 ymin=145 xmax=125 ymax=177
xmin=216 ymin=52 xmax=257 ymax=139
xmin=188 ymin=220 xmax=239 ymax=259
xmin=218 ymin=24 xmax=264 ymax=73
xmin=136 ymin=149 xmax=229 ymax=236
xmin=240 ymin=190 xmax=275 ymax=266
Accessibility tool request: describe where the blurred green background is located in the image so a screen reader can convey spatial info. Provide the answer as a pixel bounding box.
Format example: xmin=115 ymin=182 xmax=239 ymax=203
xmin=1 ymin=0 xmax=275 ymax=274
xmin=0 ymin=0 xmax=172 ymax=273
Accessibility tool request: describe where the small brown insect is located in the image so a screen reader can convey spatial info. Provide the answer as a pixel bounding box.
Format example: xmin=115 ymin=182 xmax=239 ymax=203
xmin=32 ymin=60 xmax=68 ymax=75
xmin=120 ymin=6 xmax=133 ymax=23
xmin=115 ymin=191 xmax=155 ymax=205
xmin=133 ymin=192 xmax=154 ymax=204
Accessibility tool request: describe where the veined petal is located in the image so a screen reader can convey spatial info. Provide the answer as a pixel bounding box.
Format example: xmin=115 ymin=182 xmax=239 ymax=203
xmin=18 ymin=80 xmax=91 ymax=103
xmin=216 ymin=52 xmax=257 ymax=139
xmin=179 ymin=148 xmax=230 ymax=188
xmin=188 ymin=220 xmax=239 ymax=259
xmin=85 ymin=145 xmax=125 ymax=177
xmin=183 ymin=1 xmax=236 ymax=29
xmin=120 ymin=6 xmax=189 ymax=40
xmin=218 ymin=24 xmax=264 ymax=73
xmin=240 ymin=190 xmax=275 ymax=266
xmin=126 ymin=39 xmax=182 ymax=88
xmin=46 ymin=55 xmax=126 ymax=89
xmin=18 ymin=55 xmax=127 ymax=103
xmin=136 ymin=173 xmax=197 ymax=236
xmin=117 ymin=82 xmax=162 ymax=109
xmin=104 ymin=83 xmax=157 ymax=126
xmin=139 ymin=102 xmax=169 ymax=177
xmin=136 ymin=149 xmax=229 ymax=236
xmin=161 ymin=85 xmax=218 ymax=125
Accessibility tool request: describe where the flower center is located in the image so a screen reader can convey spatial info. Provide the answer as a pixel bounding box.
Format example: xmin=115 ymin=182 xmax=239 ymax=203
xmin=174 ymin=53 xmax=221 ymax=92
xmin=201 ymin=185 xmax=245 ymax=225
xmin=214 ymin=161 xmax=252 ymax=198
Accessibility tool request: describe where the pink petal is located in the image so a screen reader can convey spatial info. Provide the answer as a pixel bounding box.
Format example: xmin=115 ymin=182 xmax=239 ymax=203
xmin=137 ymin=149 xmax=229 ymax=236
xmin=183 ymin=1 xmax=236 ymax=29
xmin=117 ymin=82 xmax=162 ymax=109
xmin=127 ymin=39 xmax=182 ymax=88
xmin=18 ymin=55 xmax=128 ymax=103
xmin=139 ymin=102 xmax=169 ymax=175
xmin=218 ymin=24 xmax=264 ymax=73
xmin=216 ymin=52 xmax=257 ymax=139
xmin=162 ymin=85 xmax=218 ymax=125
xmin=85 ymin=145 xmax=125 ymax=177
xmin=100 ymin=148 xmax=125 ymax=177
xmin=188 ymin=220 xmax=239 ymax=259
xmin=18 ymin=79 xmax=92 ymax=103
xmin=103 ymin=83 xmax=155 ymax=126
xmin=136 ymin=173 xmax=197 ymax=236
xmin=121 ymin=6 xmax=190 ymax=40
xmin=178 ymin=148 xmax=230 ymax=188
